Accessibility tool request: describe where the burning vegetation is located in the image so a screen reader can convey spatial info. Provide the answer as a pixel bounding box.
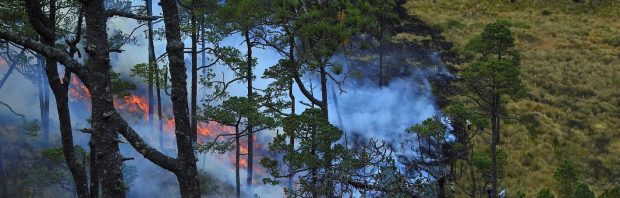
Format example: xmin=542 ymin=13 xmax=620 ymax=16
xmin=6 ymin=0 xmax=608 ymax=198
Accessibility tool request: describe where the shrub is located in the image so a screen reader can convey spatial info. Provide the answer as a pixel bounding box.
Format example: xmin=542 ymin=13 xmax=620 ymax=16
xmin=603 ymin=35 xmax=620 ymax=47
xmin=437 ymin=19 xmax=465 ymax=31
xmin=570 ymin=183 xmax=594 ymax=198
xmin=554 ymin=160 xmax=579 ymax=195
xmin=536 ymin=188 xmax=555 ymax=198
xmin=599 ymin=186 xmax=620 ymax=198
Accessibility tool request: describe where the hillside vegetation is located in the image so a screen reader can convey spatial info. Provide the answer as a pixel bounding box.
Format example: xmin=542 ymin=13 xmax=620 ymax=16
xmin=405 ymin=0 xmax=620 ymax=196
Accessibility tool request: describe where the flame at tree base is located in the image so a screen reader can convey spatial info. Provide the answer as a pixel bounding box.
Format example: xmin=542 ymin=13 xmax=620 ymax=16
xmin=67 ymin=75 xmax=268 ymax=186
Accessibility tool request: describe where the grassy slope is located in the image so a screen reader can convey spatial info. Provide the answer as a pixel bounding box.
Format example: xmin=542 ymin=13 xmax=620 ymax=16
xmin=405 ymin=0 xmax=620 ymax=196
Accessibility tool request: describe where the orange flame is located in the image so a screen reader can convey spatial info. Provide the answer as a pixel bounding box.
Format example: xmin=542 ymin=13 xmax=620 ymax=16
xmin=0 ymin=58 xmax=6 ymax=66
xmin=69 ymin=76 xmax=90 ymax=101
xmin=164 ymin=116 xmax=175 ymax=132
xmin=162 ymin=117 xmax=232 ymax=138
xmin=114 ymin=95 xmax=149 ymax=121
xmin=64 ymin=76 xmax=269 ymax=182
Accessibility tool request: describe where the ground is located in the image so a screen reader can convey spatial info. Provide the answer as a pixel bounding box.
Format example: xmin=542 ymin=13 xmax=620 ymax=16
xmin=404 ymin=0 xmax=620 ymax=196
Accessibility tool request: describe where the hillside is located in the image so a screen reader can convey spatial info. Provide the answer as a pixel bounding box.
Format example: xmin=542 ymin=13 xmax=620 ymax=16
xmin=404 ymin=0 xmax=620 ymax=196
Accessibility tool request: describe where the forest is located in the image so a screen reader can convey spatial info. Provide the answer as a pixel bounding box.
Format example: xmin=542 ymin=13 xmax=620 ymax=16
xmin=0 ymin=0 xmax=618 ymax=197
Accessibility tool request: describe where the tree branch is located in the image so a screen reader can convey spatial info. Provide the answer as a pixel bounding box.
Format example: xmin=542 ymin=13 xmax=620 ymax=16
xmin=24 ymin=0 xmax=54 ymax=41
xmin=0 ymin=29 xmax=88 ymax=82
xmin=106 ymin=9 xmax=162 ymax=20
xmin=112 ymin=111 xmax=179 ymax=172
xmin=0 ymin=101 xmax=25 ymax=119
xmin=293 ymin=71 xmax=324 ymax=107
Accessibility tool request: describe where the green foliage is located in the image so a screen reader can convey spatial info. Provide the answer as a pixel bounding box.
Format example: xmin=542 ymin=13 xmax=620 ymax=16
xmin=261 ymin=108 xmax=344 ymax=196
xmin=602 ymin=35 xmax=620 ymax=47
xmin=406 ymin=116 xmax=446 ymax=138
xmin=471 ymin=149 xmax=508 ymax=181
xmin=469 ymin=22 xmax=515 ymax=58
xmin=42 ymin=148 xmax=65 ymax=162
xmin=22 ymin=119 xmax=40 ymax=137
xmin=23 ymin=166 xmax=64 ymax=188
xmin=462 ymin=58 xmax=526 ymax=100
xmin=553 ymin=160 xmax=579 ymax=195
xmin=536 ymin=188 xmax=555 ymax=198
xmin=599 ymin=186 xmax=620 ymax=198
xmin=472 ymin=151 xmax=492 ymax=170
xmin=330 ymin=63 xmax=344 ymax=75
xmin=204 ymin=96 xmax=274 ymax=128
xmin=356 ymin=0 xmax=399 ymax=34
xmin=570 ymin=183 xmax=595 ymax=198
xmin=407 ymin=0 xmax=620 ymax=195
xmin=495 ymin=18 xmax=513 ymax=27
xmin=130 ymin=63 xmax=167 ymax=89
xmin=444 ymin=102 xmax=489 ymax=128
xmin=521 ymin=152 xmax=534 ymax=166
xmin=517 ymin=190 xmax=526 ymax=198
xmin=110 ymin=71 xmax=136 ymax=97
xmin=436 ymin=19 xmax=465 ymax=31
xmin=200 ymin=96 xmax=275 ymax=154
xmin=217 ymin=0 xmax=269 ymax=32
xmin=262 ymin=109 xmax=415 ymax=196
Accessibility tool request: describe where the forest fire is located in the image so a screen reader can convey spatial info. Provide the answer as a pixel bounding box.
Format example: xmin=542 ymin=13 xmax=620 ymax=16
xmin=68 ymin=76 xmax=90 ymax=100
xmin=114 ymin=95 xmax=149 ymax=120
xmin=161 ymin=116 xmax=232 ymax=138
xmin=66 ymin=74 xmax=268 ymax=187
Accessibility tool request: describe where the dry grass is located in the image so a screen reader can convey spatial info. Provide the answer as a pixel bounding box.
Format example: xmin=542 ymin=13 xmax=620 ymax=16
xmin=404 ymin=0 xmax=620 ymax=196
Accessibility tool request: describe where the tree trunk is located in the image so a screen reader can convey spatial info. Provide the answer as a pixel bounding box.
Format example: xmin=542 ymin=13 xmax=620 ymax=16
xmin=42 ymin=67 xmax=49 ymax=142
xmin=160 ymin=0 xmax=201 ymax=197
xmin=156 ymin=68 xmax=164 ymax=151
xmin=235 ymin=126 xmax=241 ymax=198
xmin=26 ymin=0 xmax=90 ymax=196
xmin=490 ymin=94 xmax=500 ymax=198
xmin=287 ymin=33 xmax=296 ymax=190
xmin=319 ymin=65 xmax=328 ymax=118
xmin=0 ymin=48 xmax=17 ymax=90
xmin=89 ymin=141 xmax=99 ymax=198
xmin=319 ymin=64 xmax=333 ymax=197
xmin=146 ymin=0 xmax=155 ymax=133
xmin=83 ymin=0 xmax=126 ymax=196
xmin=378 ymin=21 xmax=384 ymax=87
xmin=146 ymin=0 xmax=163 ymax=151
xmin=437 ymin=175 xmax=446 ymax=198
xmin=470 ymin=148 xmax=477 ymax=198
xmin=37 ymin=56 xmax=50 ymax=143
xmin=190 ymin=2 xmax=198 ymax=143
xmin=244 ymin=29 xmax=254 ymax=189
xmin=52 ymin=79 xmax=90 ymax=198
xmin=0 ymin=136 xmax=7 ymax=198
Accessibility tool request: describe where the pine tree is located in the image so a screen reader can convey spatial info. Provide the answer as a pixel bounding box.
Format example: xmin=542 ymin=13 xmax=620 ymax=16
xmin=461 ymin=21 xmax=525 ymax=197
